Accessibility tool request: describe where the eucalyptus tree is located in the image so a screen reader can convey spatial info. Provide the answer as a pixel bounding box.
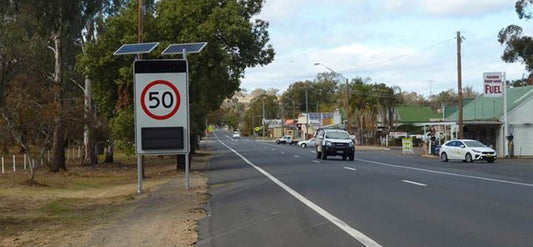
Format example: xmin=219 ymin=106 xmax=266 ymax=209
xmin=499 ymin=1 xmax=533 ymax=75
xmin=80 ymin=0 xmax=274 ymax=152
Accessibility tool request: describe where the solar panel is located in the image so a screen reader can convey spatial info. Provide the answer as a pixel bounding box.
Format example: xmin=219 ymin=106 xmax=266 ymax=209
xmin=113 ymin=42 xmax=159 ymax=55
xmin=161 ymin=42 xmax=207 ymax=55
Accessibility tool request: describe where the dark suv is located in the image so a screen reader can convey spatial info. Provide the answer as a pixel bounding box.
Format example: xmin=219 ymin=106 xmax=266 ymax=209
xmin=314 ymin=129 xmax=355 ymax=161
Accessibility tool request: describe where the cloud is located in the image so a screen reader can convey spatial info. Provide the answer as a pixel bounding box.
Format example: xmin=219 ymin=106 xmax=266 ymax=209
xmin=421 ymin=0 xmax=511 ymax=17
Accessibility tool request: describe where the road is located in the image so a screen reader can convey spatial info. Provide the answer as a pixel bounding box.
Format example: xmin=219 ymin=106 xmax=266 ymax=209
xmin=197 ymin=130 xmax=533 ymax=247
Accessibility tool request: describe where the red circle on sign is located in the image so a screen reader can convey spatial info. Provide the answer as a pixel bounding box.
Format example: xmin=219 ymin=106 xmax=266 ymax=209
xmin=140 ymin=80 xmax=181 ymax=120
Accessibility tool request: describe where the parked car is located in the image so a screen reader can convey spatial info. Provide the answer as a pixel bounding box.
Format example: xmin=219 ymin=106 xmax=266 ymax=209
xmin=297 ymin=138 xmax=315 ymax=148
xmin=315 ymin=129 xmax=355 ymax=161
xmin=276 ymin=135 xmax=295 ymax=145
xmin=232 ymin=131 xmax=240 ymax=138
xmin=439 ymin=139 xmax=496 ymax=163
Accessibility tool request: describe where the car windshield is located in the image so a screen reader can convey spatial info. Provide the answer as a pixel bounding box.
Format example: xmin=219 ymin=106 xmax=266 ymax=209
xmin=325 ymin=132 xmax=350 ymax=139
xmin=463 ymin=140 xmax=486 ymax=148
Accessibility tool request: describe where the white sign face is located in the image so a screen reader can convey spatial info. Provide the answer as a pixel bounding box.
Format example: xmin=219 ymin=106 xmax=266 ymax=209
xmin=483 ymin=72 xmax=503 ymax=98
xmin=134 ymin=60 xmax=189 ymax=154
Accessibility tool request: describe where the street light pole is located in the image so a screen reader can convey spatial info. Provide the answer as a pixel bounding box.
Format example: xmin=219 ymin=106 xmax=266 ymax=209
xmin=314 ymin=63 xmax=350 ymax=133
xmin=305 ymin=88 xmax=309 ymax=140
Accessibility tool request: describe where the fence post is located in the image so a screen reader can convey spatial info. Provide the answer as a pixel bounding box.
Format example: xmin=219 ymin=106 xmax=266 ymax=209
xmin=2 ymin=157 xmax=4 ymax=174
xmin=24 ymin=154 xmax=27 ymax=170
xmin=13 ymin=155 xmax=15 ymax=172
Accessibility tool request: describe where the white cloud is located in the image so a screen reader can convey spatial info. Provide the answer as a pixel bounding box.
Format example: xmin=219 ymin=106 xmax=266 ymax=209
xmin=421 ymin=0 xmax=510 ymax=17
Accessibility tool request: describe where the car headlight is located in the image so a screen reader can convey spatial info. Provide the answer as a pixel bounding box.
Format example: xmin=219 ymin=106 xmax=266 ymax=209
xmin=472 ymin=149 xmax=481 ymax=153
xmin=349 ymin=142 xmax=354 ymax=147
xmin=325 ymin=141 xmax=332 ymax=147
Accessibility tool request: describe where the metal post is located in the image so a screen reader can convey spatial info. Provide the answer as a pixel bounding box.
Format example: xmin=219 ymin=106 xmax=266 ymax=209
xmin=305 ymin=88 xmax=309 ymax=140
xmin=137 ymin=154 xmax=143 ymax=193
xmin=503 ymin=72 xmax=508 ymax=157
xmin=183 ymin=48 xmax=191 ymax=190
xmin=185 ymin=153 xmax=190 ymax=189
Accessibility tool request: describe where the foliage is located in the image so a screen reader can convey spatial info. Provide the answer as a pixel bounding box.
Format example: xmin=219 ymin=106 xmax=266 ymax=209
xmin=79 ymin=0 xmax=274 ymax=152
xmin=243 ymin=94 xmax=279 ymax=136
xmin=109 ymin=107 xmax=134 ymax=154
xmin=499 ymin=1 xmax=533 ymax=75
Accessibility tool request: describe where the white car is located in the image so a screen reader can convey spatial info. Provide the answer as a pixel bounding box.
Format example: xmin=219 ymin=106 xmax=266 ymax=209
xmin=232 ymin=131 xmax=240 ymax=138
xmin=439 ymin=139 xmax=496 ymax=163
xmin=297 ymin=138 xmax=315 ymax=148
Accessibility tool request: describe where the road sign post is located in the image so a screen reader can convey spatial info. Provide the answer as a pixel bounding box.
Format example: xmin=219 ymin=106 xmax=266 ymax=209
xmin=115 ymin=42 xmax=206 ymax=193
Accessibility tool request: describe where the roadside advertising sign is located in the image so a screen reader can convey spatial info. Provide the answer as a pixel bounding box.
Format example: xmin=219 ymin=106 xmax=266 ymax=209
xmin=402 ymin=137 xmax=414 ymax=154
xmin=483 ymin=72 xmax=503 ymax=97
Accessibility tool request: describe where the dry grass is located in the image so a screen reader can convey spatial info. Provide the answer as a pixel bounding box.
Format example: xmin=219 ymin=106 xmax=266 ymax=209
xmin=0 ymin=151 xmax=209 ymax=246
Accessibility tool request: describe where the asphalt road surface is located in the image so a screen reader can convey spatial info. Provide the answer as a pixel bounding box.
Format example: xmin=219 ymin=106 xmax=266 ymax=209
xmin=197 ymin=130 xmax=533 ymax=247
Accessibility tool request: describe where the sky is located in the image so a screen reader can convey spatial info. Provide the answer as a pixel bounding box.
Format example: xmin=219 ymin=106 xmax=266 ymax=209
xmin=241 ymin=0 xmax=531 ymax=97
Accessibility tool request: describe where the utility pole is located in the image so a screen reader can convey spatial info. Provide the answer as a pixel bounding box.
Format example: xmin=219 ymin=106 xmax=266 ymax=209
xmin=138 ymin=0 xmax=143 ymax=60
xmin=345 ymin=78 xmax=350 ymax=133
xmin=262 ymin=96 xmax=265 ymax=138
xmin=456 ymin=31 xmax=464 ymax=139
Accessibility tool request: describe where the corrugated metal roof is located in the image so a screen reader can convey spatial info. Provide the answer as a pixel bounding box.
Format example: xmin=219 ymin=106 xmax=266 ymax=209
xmin=447 ymin=86 xmax=533 ymax=121
xmin=396 ymin=106 xmax=442 ymax=123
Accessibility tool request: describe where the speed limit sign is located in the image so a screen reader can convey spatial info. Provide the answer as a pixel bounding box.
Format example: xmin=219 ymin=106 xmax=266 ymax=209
xmin=134 ymin=60 xmax=189 ymax=154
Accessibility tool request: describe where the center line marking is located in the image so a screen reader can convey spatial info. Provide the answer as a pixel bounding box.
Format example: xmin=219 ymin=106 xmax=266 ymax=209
xmin=344 ymin=167 xmax=357 ymax=171
xmin=402 ymin=180 xmax=427 ymax=187
xmin=294 ymin=155 xmax=300 ymax=158
xmin=281 ymin=151 xmax=285 ymax=154
xmin=216 ymin=137 xmax=381 ymax=247
xmin=312 ymin=160 xmax=320 ymax=164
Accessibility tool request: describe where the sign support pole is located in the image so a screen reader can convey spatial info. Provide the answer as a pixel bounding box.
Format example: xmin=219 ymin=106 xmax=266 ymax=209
xmin=137 ymin=154 xmax=143 ymax=193
xmin=183 ymin=48 xmax=190 ymax=190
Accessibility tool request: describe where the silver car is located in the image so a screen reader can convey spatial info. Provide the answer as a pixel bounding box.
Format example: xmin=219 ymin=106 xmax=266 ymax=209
xmin=297 ymin=138 xmax=315 ymax=148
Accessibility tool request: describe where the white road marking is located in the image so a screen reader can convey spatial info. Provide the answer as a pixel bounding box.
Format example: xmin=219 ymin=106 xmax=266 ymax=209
xmin=357 ymin=158 xmax=533 ymax=188
xmin=217 ymin=138 xmax=382 ymax=247
xmin=344 ymin=167 xmax=357 ymax=171
xmin=311 ymin=151 xmax=316 ymax=153
xmin=312 ymin=160 xmax=320 ymax=164
xmin=402 ymin=180 xmax=427 ymax=187
xmin=281 ymin=151 xmax=285 ymax=154
xmin=294 ymin=155 xmax=300 ymax=158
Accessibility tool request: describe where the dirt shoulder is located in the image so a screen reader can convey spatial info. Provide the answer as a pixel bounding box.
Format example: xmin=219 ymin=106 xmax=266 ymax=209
xmin=0 ymin=151 xmax=209 ymax=247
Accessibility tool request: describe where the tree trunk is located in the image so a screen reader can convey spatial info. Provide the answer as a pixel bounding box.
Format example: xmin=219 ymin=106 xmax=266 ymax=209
xmin=50 ymin=115 xmax=66 ymax=172
xmin=82 ymin=76 xmax=97 ymax=166
xmin=103 ymin=139 xmax=113 ymax=163
xmin=49 ymin=30 xmax=66 ymax=172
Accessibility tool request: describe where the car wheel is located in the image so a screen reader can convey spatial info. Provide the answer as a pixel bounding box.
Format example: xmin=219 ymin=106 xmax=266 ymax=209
xmin=465 ymin=153 xmax=473 ymax=163
xmin=440 ymin=152 xmax=448 ymax=162
xmin=487 ymin=159 xmax=495 ymax=163
xmin=342 ymin=155 xmax=347 ymax=160
xmin=321 ymin=150 xmax=327 ymax=160
xmin=316 ymin=148 xmax=321 ymax=159
xmin=301 ymin=143 xmax=306 ymax=148
xmin=349 ymin=153 xmax=355 ymax=161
